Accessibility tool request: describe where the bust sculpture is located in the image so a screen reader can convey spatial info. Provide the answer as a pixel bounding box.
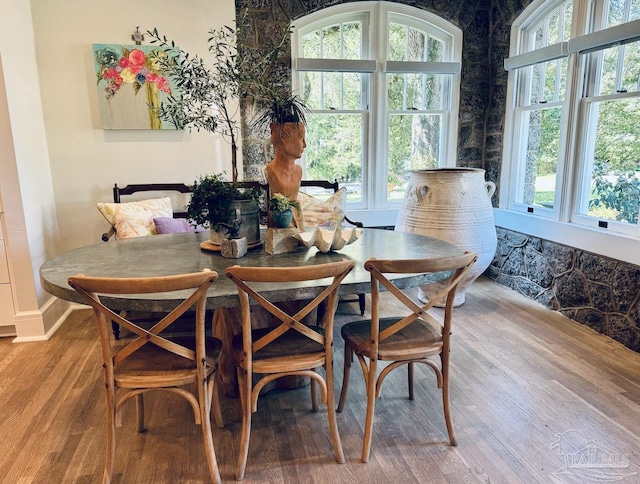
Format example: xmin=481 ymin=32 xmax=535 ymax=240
xmin=265 ymin=122 xmax=306 ymax=228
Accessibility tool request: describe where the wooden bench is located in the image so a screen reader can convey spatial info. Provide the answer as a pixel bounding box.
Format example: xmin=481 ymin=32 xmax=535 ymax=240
xmin=101 ymin=183 xmax=193 ymax=242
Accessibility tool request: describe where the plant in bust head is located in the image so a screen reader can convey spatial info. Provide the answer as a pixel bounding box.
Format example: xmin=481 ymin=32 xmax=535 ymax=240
xmin=252 ymin=93 xmax=310 ymax=135
xmin=257 ymin=92 xmax=310 ymax=230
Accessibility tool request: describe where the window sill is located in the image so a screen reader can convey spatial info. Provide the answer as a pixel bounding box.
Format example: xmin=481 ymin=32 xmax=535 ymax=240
xmin=346 ymin=209 xmax=399 ymax=229
xmin=494 ymin=208 xmax=640 ymax=266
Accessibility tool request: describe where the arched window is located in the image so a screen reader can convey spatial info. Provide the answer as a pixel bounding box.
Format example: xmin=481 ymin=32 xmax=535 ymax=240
xmin=292 ymin=2 xmax=462 ymax=226
xmin=502 ymin=0 xmax=640 ymax=249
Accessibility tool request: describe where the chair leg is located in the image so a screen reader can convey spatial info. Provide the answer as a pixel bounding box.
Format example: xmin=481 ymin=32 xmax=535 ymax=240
xmin=325 ymin=353 xmax=345 ymax=464
xmin=441 ymin=352 xmax=457 ymax=446
xmin=310 ymin=369 xmax=319 ymax=412
xmin=211 ymin=374 xmax=224 ymax=429
xmin=361 ymin=358 xmax=377 ymax=463
xmin=111 ymin=320 xmax=120 ymax=340
xmin=337 ymin=343 xmax=353 ymax=413
xmin=358 ymin=293 xmax=366 ymax=315
xmin=103 ymin=382 xmax=116 ymax=484
xmin=236 ymin=367 xmax=252 ymax=481
xmin=199 ymin=374 xmax=222 ymax=483
xmin=135 ymin=393 xmax=145 ymax=432
xmin=408 ymin=361 xmax=415 ymax=401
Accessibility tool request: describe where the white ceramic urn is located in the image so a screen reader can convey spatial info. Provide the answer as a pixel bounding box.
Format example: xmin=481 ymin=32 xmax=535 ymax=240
xmin=395 ymin=168 xmax=497 ymax=306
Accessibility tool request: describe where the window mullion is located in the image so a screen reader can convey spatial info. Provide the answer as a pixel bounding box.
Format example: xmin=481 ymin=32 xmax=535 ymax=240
xmin=403 ymin=26 xmax=409 ymax=110
xmin=555 ymin=58 xmax=562 ymax=101
xmin=340 ymin=24 xmax=345 ymax=108
xmin=615 ymin=44 xmax=625 ymax=92
xmin=320 ymin=31 xmax=325 ymax=109
xmin=422 ymin=34 xmax=428 ymax=109
xmin=623 ymin=0 xmax=632 ymax=23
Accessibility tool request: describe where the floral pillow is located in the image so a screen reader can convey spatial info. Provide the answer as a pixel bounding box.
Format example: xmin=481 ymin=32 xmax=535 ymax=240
xmin=97 ymin=197 xmax=173 ymax=239
xmin=297 ymin=187 xmax=347 ymax=228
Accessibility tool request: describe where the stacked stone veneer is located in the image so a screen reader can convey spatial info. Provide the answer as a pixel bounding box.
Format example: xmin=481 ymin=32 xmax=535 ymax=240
xmin=486 ymin=227 xmax=640 ymax=352
xmin=236 ymin=0 xmax=640 ymax=354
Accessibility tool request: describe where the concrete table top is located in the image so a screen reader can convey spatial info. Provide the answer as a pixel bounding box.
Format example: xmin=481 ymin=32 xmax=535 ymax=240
xmin=40 ymin=229 xmax=463 ymax=311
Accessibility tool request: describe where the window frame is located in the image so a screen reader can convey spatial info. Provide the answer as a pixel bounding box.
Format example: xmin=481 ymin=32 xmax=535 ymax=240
xmin=291 ymin=1 xmax=462 ymax=227
xmin=499 ymin=0 xmax=640 ymax=266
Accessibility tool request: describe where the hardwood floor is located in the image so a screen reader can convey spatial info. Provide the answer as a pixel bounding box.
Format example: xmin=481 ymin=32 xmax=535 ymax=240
xmin=2 ymin=277 xmax=640 ymax=483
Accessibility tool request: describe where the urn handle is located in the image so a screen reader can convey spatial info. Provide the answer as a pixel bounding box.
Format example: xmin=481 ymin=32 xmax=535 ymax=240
xmin=485 ymin=181 xmax=496 ymax=199
xmin=415 ymin=183 xmax=429 ymax=201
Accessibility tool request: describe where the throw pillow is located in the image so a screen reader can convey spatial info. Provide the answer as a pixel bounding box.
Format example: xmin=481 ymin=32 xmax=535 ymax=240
xmin=97 ymin=197 xmax=173 ymax=239
xmin=153 ymin=217 xmax=194 ymax=234
xmin=297 ymin=187 xmax=347 ymax=228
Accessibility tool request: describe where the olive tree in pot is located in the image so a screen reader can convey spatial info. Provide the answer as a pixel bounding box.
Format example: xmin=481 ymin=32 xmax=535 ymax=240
xmin=147 ymin=12 xmax=292 ymax=182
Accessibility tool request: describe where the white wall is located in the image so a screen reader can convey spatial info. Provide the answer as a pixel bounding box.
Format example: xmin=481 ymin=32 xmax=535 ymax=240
xmin=0 ymin=0 xmax=238 ymax=339
xmin=31 ymin=0 xmax=238 ymax=253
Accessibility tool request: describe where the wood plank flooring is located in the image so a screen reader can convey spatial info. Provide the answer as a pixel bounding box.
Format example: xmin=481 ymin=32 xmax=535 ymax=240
xmin=2 ymin=277 xmax=640 ymax=483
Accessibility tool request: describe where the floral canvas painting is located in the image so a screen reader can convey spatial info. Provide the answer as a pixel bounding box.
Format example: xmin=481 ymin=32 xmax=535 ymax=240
xmin=93 ymin=44 xmax=177 ymax=129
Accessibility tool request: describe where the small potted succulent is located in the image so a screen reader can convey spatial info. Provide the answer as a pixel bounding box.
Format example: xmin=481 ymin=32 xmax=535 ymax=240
xmin=187 ymin=173 xmax=261 ymax=244
xmin=268 ymin=193 xmax=300 ymax=228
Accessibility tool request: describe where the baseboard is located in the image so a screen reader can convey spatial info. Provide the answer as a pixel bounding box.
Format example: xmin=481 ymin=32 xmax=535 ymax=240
xmin=12 ymin=297 xmax=84 ymax=342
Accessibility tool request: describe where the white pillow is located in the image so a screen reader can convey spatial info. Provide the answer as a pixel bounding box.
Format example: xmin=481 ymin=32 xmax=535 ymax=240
xmin=297 ymin=188 xmax=347 ymax=228
xmin=97 ymin=197 xmax=173 ymax=239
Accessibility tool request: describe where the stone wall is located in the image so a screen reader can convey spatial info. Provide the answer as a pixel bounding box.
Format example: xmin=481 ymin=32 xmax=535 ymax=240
xmin=486 ymin=227 xmax=640 ymax=352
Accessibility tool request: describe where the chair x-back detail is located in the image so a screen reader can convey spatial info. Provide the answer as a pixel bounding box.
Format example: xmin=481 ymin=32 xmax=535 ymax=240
xmin=225 ymin=260 xmax=354 ymax=480
xmin=336 ymin=252 xmax=478 ymax=462
xmin=68 ymin=270 xmax=224 ymax=484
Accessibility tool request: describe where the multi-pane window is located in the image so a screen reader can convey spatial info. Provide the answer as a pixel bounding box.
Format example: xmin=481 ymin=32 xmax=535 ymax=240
xmin=504 ymin=0 xmax=640 ymax=236
xmin=576 ymin=39 xmax=640 ymax=230
xmin=508 ymin=1 xmax=572 ymax=212
xmin=300 ymin=18 xmax=367 ymax=203
xmin=293 ymin=3 xmax=461 ymax=214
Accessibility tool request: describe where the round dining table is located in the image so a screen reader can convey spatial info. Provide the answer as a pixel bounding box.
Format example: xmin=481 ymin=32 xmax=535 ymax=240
xmin=40 ymin=228 xmax=463 ymax=396
xmin=40 ymin=229 xmax=463 ymax=311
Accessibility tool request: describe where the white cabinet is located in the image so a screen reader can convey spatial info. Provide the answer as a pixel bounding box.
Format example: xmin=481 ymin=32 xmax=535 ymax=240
xmin=0 ymin=211 xmax=15 ymax=335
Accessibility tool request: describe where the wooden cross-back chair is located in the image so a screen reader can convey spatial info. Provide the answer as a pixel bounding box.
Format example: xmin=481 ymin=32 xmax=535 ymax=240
xmin=336 ymin=252 xmax=478 ymax=462
xmin=68 ymin=270 xmax=224 ymax=484
xmin=225 ymin=259 xmax=354 ymax=480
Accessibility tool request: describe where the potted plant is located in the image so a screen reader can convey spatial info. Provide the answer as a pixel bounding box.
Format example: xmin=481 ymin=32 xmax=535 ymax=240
xmin=258 ymin=92 xmax=310 ymax=229
xmin=187 ymin=173 xmax=261 ymax=244
xmin=268 ymin=193 xmax=300 ymax=228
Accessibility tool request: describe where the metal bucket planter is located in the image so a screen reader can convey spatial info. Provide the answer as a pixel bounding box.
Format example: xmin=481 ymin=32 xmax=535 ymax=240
xmin=209 ymin=199 xmax=261 ymax=245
